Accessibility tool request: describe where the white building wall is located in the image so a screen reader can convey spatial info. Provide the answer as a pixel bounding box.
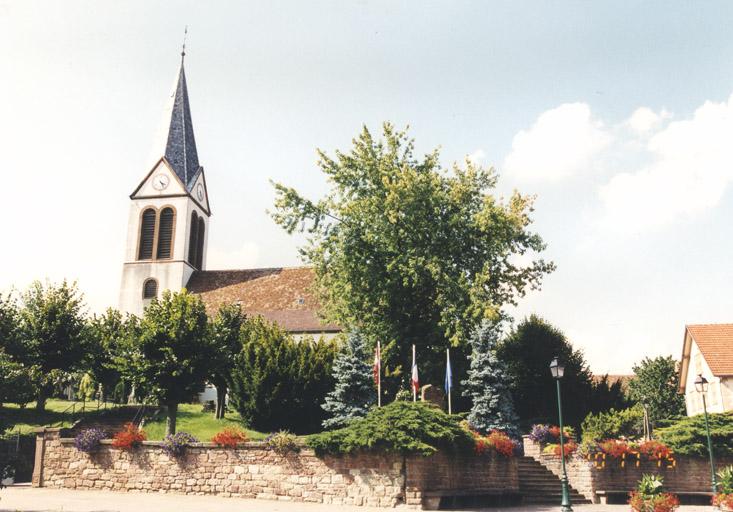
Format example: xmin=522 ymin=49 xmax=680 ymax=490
xmin=684 ymin=338 xmax=730 ymax=416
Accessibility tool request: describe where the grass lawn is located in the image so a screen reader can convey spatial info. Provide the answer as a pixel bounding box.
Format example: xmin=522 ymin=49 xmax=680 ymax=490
xmin=2 ymin=399 xmax=117 ymax=435
xmin=137 ymin=403 xmax=267 ymax=441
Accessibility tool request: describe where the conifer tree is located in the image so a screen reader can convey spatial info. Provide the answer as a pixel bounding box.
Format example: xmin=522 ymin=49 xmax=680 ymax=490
xmin=462 ymin=320 xmax=519 ymax=437
xmin=322 ymin=331 xmax=375 ymax=429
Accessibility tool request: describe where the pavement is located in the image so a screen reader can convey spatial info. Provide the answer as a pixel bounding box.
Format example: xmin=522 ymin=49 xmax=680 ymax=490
xmin=0 ymin=485 xmax=719 ymax=512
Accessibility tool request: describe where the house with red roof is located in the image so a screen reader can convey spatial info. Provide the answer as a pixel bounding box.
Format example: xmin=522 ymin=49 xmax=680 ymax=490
xmin=678 ymin=324 xmax=733 ymax=415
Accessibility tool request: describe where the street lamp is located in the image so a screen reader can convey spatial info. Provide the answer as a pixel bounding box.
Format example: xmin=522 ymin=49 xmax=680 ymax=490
xmin=694 ymin=374 xmax=717 ymax=494
xmin=550 ymin=357 xmax=573 ymax=512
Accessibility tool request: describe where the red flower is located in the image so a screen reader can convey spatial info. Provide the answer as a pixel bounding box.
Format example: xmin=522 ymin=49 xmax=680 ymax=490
xmin=599 ymin=439 xmax=631 ymax=458
xmin=211 ymin=428 xmax=248 ymax=448
xmin=553 ymin=441 xmax=578 ymax=458
xmin=629 ymin=491 xmax=679 ymax=512
xmin=111 ymin=423 xmax=146 ymax=450
xmin=637 ymin=440 xmax=672 ymax=460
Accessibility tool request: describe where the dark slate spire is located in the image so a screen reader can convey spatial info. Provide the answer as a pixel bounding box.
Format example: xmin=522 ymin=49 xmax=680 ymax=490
xmin=164 ymin=56 xmax=200 ymax=190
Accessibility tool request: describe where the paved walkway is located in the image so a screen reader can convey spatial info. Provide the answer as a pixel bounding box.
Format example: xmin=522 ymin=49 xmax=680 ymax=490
xmin=0 ymin=485 xmax=717 ymax=512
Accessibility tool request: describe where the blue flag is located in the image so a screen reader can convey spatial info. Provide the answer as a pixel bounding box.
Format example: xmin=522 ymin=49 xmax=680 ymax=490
xmin=444 ymin=349 xmax=452 ymax=393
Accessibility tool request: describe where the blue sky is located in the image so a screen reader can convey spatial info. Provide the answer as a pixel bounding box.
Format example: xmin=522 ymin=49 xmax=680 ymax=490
xmin=2 ymin=1 xmax=733 ymax=373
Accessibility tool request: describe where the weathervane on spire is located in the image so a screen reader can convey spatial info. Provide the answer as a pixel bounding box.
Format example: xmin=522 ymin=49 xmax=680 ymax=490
xmin=181 ymin=26 xmax=188 ymax=62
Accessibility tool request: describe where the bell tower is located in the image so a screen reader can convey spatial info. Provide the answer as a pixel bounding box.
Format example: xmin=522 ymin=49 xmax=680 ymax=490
xmin=119 ymin=51 xmax=211 ymax=316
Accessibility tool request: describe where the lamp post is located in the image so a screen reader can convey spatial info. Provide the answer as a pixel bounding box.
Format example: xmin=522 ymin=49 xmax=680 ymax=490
xmin=694 ymin=374 xmax=717 ymax=494
xmin=550 ymin=357 xmax=573 ymax=512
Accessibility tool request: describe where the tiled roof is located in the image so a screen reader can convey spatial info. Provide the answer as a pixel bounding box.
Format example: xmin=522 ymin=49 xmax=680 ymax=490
xmin=186 ymin=267 xmax=341 ymax=334
xmin=592 ymin=374 xmax=634 ymax=390
xmin=686 ymin=324 xmax=733 ymax=375
xmin=165 ymin=62 xmax=200 ymax=190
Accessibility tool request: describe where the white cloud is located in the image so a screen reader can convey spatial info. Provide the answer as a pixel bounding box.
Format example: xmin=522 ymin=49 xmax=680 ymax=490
xmin=503 ymin=102 xmax=610 ymax=182
xmin=626 ymin=107 xmax=672 ymax=135
xmin=467 ymin=149 xmax=486 ymax=164
xmin=600 ymin=94 xmax=733 ymax=233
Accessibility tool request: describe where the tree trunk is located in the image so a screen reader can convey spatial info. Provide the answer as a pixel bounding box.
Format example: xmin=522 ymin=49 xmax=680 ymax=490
xmin=215 ymin=385 xmax=227 ymax=420
xmin=35 ymin=389 xmax=48 ymax=412
xmin=166 ymin=402 xmax=178 ymax=435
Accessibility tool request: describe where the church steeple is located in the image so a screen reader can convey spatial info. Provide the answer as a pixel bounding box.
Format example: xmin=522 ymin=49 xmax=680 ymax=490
xmin=164 ymin=60 xmax=200 ymax=189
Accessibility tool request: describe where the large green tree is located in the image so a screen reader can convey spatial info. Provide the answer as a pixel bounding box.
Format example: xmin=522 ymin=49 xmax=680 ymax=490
xmin=627 ymin=355 xmax=685 ymax=427
xmin=497 ymin=315 xmax=594 ymax=429
xmin=16 ymin=281 xmax=88 ymax=412
xmin=272 ymin=123 xmax=554 ymax=391
xmin=130 ymin=290 xmax=212 ymax=434
xmin=86 ymin=308 xmax=129 ymax=402
xmin=209 ymin=303 xmax=246 ymax=419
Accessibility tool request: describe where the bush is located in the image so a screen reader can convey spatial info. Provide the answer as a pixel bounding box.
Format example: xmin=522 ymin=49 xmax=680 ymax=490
xmin=211 ymin=428 xmax=248 ymax=448
xmin=111 ymin=423 xmax=146 ymax=450
xmin=655 ymin=411 xmax=733 ymax=457
xmin=713 ymin=465 xmax=733 ymax=508
xmin=308 ymin=401 xmax=474 ymax=456
xmin=228 ymin=317 xmax=338 ymax=434
xmin=581 ymin=406 xmax=644 ymax=443
xmin=473 ymin=430 xmax=519 ymax=457
xmin=161 ymin=432 xmax=197 ymax=458
xmin=628 ymin=474 xmax=679 ymax=512
xmin=74 ymin=428 xmax=107 ymax=453
xmin=543 ymin=441 xmax=578 ymax=458
xmin=264 ymin=430 xmax=300 ymax=455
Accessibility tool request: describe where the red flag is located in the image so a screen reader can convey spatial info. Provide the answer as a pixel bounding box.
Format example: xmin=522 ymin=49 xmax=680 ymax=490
xmin=373 ymin=342 xmax=381 ymax=386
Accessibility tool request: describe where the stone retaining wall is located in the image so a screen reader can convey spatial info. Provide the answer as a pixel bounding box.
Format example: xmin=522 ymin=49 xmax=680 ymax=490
xmin=33 ymin=429 xmax=518 ymax=509
xmin=522 ymin=436 xmax=730 ymax=503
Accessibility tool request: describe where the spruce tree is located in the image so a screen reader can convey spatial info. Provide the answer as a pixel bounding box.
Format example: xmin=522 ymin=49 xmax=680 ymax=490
xmin=462 ymin=320 xmax=520 ymax=437
xmin=322 ymin=331 xmax=375 ymax=429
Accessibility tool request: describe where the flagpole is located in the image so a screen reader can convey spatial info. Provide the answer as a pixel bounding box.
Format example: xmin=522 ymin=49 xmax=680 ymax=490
xmin=377 ymin=341 xmax=382 ymax=408
xmin=447 ymin=348 xmax=452 ymax=415
xmin=412 ymin=344 xmax=417 ymax=402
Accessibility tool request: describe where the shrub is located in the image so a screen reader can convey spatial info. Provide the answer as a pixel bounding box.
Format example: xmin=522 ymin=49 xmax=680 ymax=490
xmin=111 ymin=423 xmax=146 ymax=450
xmin=543 ymin=441 xmax=578 ymax=458
xmin=308 ymin=401 xmax=474 ymax=456
xmin=656 ymin=411 xmax=733 ymax=457
xmin=628 ymin=474 xmax=679 ymax=512
xmin=265 ymin=431 xmax=299 ymax=455
xmin=229 ymin=317 xmax=338 ymax=434
xmin=161 ymin=432 xmax=197 ymax=458
xmin=211 ymin=428 xmax=248 ymax=448
xmin=74 ymin=428 xmax=107 ymax=453
xmin=714 ymin=466 xmax=733 ymax=509
xmin=581 ymin=406 xmax=644 ymax=443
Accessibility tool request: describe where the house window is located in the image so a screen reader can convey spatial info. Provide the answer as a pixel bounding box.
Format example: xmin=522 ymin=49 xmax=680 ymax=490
xmin=138 ymin=208 xmax=157 ymax=260
xmin=156 ymin=207 xmax=175 ymax=259
xmin=143 ymin=278 xmax=158 ymax=299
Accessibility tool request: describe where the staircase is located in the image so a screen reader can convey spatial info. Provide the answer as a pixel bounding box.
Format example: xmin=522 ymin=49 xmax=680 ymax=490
xmin=68 ymin=405 xmax=146 ymax=436
xmin=518 ymin=456 xmax=592 ymax=505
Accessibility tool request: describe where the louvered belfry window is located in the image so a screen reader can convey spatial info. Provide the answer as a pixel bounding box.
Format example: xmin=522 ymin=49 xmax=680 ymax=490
xmin=143 ymin=278 xmax=158 ymax=299
xmin=195 ymin=217 xmax=205 ymax=270
xmin=156 ymin=207 xmax=175 ymax=259
xmin=188 ymin=212 xmax=199 ymax=267
xmin=138 ymin=208 xmax=157 ymax=260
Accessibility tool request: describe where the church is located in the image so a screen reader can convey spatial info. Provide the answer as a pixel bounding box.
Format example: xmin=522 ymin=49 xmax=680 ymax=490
xmin=118 ymin=52 xmax=340 ymax=341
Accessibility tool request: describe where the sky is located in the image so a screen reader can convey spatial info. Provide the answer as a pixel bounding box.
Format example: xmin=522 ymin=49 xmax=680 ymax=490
xmin=2 ymin=1 xmax=733 ymax=374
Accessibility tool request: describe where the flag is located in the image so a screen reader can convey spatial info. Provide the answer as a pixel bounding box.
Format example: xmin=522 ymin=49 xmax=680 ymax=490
xmin=373 ymin=342 xmax=381 ymax=386
xmin=410 ymin=345 xmax=419 ymax=394
xmin=444 ymin=349 xmax=452 ymax=394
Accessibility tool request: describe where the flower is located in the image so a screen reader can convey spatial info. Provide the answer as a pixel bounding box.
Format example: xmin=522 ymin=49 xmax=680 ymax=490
xmin=74 ymin=428 xmax=107 ymax=453
xmin=211 ymin=428 xmax=248 ymax=448
xmin=599 ymin=439 xmax=631 ymax=458
xmin=111 ymin=423 xmax=146 ymax=450
xmin=161 ymin=431 xmax=198 ymax=457
xmin=473 ymin=430 xmax=518 ymax=457
xmin=637 ymin=440 xmax=672 ymax=460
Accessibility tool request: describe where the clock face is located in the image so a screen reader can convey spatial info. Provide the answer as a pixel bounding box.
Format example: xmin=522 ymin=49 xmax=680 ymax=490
xmin=152 ymin=174 xmax=169 ymax=191
xmin=197 ymin=183 xmax=205 ymax=201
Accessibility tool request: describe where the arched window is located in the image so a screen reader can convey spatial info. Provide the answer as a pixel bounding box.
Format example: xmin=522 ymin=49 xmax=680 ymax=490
xmin=156 ymin=207 xmax=175 ymax=259
xmin=142 ymin=278 xmax=158 ymax=299
xmin=195 ymin=217 xmax=205 ymax=270
xmin=137 ymin=208 xmax=157 ymax=260
xmin=188 ymin=212 xmax=199 ymax=266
